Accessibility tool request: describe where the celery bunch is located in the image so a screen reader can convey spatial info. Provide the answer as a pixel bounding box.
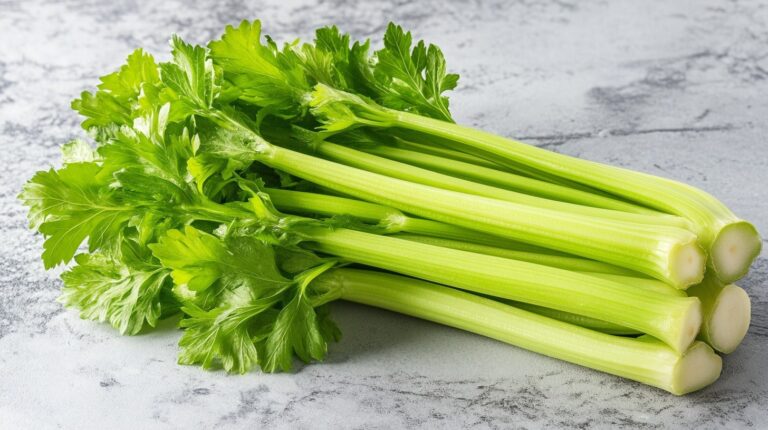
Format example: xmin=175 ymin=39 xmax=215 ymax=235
xmin=20 ymin=21 xmax=759 ymax=395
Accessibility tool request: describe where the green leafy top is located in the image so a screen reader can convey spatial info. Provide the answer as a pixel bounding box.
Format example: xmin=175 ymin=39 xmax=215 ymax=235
xmin=20 ymin=162 xmax=127 ymax=268
xmin=71 ymin=48 xmax=159 ymax=130
xmin=370 ymin=23 xmax=458 ymax=122
xmin=209 ymin=20 xmax=310 ymax=119
xmin=209 ymin=20 xmax=459 ymax=123
xmin=151 ymin=225 xmax=341 ymax=373
xmin=22 ymin=22 xmax=461 ymax=373
xmin=161 ymin=36 xmax=219 ymax=113
xmin=18 ymin=116 xmax=203 ymax=332
xmin=59 ymin=239 xmax=171 ymax=335
xmin=22 ymin=43 xmax=224 ymax=333
xmin=24 ymin=34 xmax=349 ymax=369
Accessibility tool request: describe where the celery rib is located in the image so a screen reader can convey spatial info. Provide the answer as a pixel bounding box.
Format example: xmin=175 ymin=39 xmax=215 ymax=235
xmin=266 ymin=188 xmax=563 ymax=253
xmin=508 ymin=302 xmax=641 ymax=336
xmin=259 ymin=144 xmax=705 ymax=288
xmin=301 ymin=227 xmax=702 ymax=353
xmin=316 ymin=268 xmax=721 ymax=395
xmin=389 ymin=129 xmax=606 ymax=192
xmin=389 ymin=110 xmax=761 ymax=283
xmin=393 ymin=138 xmax=503 ymax=169
xmin=309 ymin=140 xmax=691 ymax=229
xmin=393 ymin=233 xmax=751 ymax=353
xmin=395 ymin=234 xmax=638 ymax=276
xmin=362 ymin=144 xmax=655 ymax=214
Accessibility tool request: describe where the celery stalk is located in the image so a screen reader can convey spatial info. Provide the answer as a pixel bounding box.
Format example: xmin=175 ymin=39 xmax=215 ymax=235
xmin=395 ymin=234 xmax=686 ymax=298
xmin=509 ymin=302 xmax=641 ymax=336
xmin=392 ymin=138 xmax=503 ymax=169
xmin=300 ymin=227 xmax=702 ymax=352
xmin=265 ymin=188 xmax=562 ymax=253
xmin=397 ymin=233 xmax=750 ymax=353
xmin=264 ymin=187 xmax=406 ymax=230
xmin=396 ymin=234 xmax=687 ymax=297
xmin=309 ymin=84 xmax=760 ymax=283
xmin=389 ymin=129 xmax=606 ymax=192
xmin=315 ymin=268 xmax=721 ymax=395
xmin=361 ymin=144 xmax=654 ymax=214
xmin=395 ymin=234 xmax=638 ymax=276
xmin=581 ymin=273 xmax=685 ymax=297
xmin=259 ymin=144 xmax=705 ymax=288
xmin=308 ymin=140 xmax=691 ymax=229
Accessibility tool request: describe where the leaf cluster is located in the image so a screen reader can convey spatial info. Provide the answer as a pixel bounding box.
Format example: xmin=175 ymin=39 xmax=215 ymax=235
xmin=20 ymin=20 xmax=458 ymax=372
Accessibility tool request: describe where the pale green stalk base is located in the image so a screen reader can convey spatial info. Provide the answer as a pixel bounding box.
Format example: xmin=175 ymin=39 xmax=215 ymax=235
xmin=302 ymin=227 xmax=703 ymax=352
xmin=672 ymin=242 xmax=708 ymax=288
xmin=687 ymin=277 xmax=752 ymax=353
xmin=710 ymin=221 xmax=762 ymax=283
xmin=317 ymin=268 xmax=721 ymax=395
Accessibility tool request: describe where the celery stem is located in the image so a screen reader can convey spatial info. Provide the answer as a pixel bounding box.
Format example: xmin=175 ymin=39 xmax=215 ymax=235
xmin=316 ymin=268 xmax=721 ymax=395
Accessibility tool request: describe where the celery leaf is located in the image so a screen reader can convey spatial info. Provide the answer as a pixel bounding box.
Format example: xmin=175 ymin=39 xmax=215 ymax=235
xmin=373 ymin=23 xmax=458 ymax=122
xmin=60 ymin=242 xmax=171 ymax=335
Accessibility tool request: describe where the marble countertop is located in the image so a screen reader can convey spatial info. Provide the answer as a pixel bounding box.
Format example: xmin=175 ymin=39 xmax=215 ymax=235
xmin=1 ymin=0 xmax=766 ymax=428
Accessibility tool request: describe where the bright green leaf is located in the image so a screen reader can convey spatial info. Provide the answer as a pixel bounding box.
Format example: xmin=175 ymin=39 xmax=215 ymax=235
xmin=19 ymin=162 xmax=134 ymax=268
xmin=60 ymin=248 xmax=170 ymax=335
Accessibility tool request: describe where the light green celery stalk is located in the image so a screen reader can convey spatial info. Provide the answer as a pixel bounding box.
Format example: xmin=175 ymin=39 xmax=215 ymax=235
xmin=314 ymin=268 xmax=721 ymax=395
xmin=394 ymin=233 xmax=637 ymax=276
xmin=393 ymin=138 xmax=503 ymax=169
xmin=402 ymin=232 xmax=683 ymax=299
xmin=389 ymin=129 xmax=607 ymax=192
xmin=401 ymin=233 xmax=750 ymax=353
xmin=264 ymin=188 xmax=558 ymax=253
xmin=300 ymin=227 xmax=702 ymax=353
xmin=507 ymin=302 xmax=641 ymax=336
xmin=686 ymin=276 xmax=751 ymax=354
xmin=308 ymin=84 xmax=760 ymax=283
xmin=302 ymin=139 xmax=690 ymax=228
xmin=360 ymin=143 xmax=655 ymax=214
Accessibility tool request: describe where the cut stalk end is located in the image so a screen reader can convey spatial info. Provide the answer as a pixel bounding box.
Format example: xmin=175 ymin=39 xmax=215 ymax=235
xmin=711 ymin=221 xmax=762 ymax=284
xmin=669 ymin=241 xmax=707 ymax=289
xmin=668 ymin=297 xmax=703 ymax=354
xmin=707 ymin=284 xmax=751 ymax=354
xmin=670 ymin=341 xmax=723 ymax=395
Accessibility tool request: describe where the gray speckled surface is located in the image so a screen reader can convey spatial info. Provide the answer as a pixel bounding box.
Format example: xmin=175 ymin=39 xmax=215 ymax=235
xmin=1 ymin=0 xmax=767 ymax=428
